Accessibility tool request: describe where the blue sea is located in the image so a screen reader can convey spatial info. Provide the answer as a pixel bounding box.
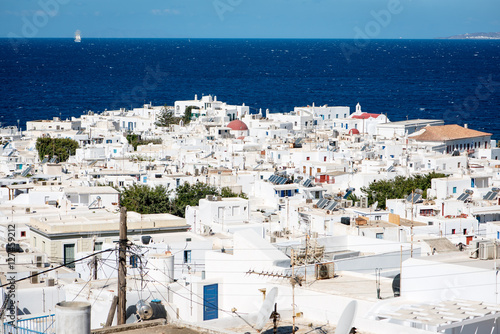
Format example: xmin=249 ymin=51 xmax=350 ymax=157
xmin=1 ymin=38 xmax=499 ymax=138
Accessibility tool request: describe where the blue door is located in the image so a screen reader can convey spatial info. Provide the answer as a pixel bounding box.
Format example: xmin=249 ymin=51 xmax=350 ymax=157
xmin=203 ymin=284 xmax=218 ymax=321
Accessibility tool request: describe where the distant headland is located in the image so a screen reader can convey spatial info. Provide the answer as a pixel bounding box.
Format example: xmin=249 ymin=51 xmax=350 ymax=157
xmin=437 ymin=32 xmax=500 ymax=39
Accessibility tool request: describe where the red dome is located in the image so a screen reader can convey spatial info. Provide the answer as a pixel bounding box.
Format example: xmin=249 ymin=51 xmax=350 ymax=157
xmin=349 ymin=129 xmax=360 ymax=135
xmin=227 ymin=120 xmax=248 ymax=131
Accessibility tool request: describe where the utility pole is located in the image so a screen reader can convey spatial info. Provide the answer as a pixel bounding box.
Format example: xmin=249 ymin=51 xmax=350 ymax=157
xmin=291 ymin=248 xmax=296 ymax=334
xmin=117 ymin=207 xmax=127 ymax=325
xmin=92 ymin=236 xmax=98 ymax=280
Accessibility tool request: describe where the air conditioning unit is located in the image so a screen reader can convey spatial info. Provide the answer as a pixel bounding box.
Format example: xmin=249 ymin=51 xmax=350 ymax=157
xmin=35 ymin=255 xmax=43 ymax=268
xmin=46 ymin=278 xmax=55 ymax=287
xmin=470 ymin=240 xmax=480 ymax=259
xmin=311 ymin=231 xmax=319 ymax=238
xmin=217 ymin=196 xmax=222 ymax=201
xmin=345 ymin=200 xmax=353 ymax=208
xmin=306 ymin=199 xmax=313 ymax=204
xmin=360 ymin=197 xmax=368 ymax=208
xmin=480 ymin=242 xmax=495 ymax=260
xmin=315 ymin=262 xmax=334 ymax=280
xmin=270 ymin=236 xmax=277 ymax=243
xmin=355 ymin=202 xmax=361 ymax=207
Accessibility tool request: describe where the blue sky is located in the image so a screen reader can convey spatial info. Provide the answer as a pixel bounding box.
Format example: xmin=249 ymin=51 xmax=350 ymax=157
xmin=1 ymin=0 xmax=499 ymax=39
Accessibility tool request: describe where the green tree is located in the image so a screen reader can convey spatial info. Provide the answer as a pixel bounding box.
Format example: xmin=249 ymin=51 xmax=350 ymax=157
xmin=35 ymin=137 xmax=79 ymax=162
xmin=155 ymin=105 xmax=180 ymax=127
xmin=183 ymin=106 xmax=199 ymax=125
xmin=361 ymin=172 xmax=447 ymax=209
xmin=120 ymin=181 xmax=246 ymax=217
xmin=120 ymin=184 xmax=172 ymax=214
xmin=126 ymin=134 xmax=161 ymax=151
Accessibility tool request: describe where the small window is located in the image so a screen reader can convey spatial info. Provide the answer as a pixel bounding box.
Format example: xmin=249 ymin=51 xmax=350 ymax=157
xmin=184 ymin=250 xmax=191 ymax=263
xmin=452 ymin=229 xmax=456 ymax=235
xmin=453 ymin=187 xmax=457 ymax=194
xmin=94 ymin=242 xmax=103 ymax=251
xmin=428 ymin=222 xmax=434 ymax=226
xmin=376 ymin=233 xmax=384 ymax=239
xmin=20 ymin=231 xmax=26 ymax=237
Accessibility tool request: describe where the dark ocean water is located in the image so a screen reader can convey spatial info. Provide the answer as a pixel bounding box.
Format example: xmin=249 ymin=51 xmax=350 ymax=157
xmin=1 ymin=38 xmax=499 ymax=138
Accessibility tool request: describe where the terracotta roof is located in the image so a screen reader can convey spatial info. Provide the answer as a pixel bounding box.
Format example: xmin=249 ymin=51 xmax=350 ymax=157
xmin=410 ymin=125 xmax=492 ymax=142
xmin=351 ymin=113 xmax=382 ymax=119
xmin=348 ymin=128 xmax=360 ymax=135
xmin=227 ymin=120 xmax=248 ymax=131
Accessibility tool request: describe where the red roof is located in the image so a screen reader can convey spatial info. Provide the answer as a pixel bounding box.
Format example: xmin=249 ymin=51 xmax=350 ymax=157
xmin=349 ymin=129 xmax=360 ymax=135
xmin=227 ymin=120 xmax=248 ymax=131
xmin=351 ymin=113 xmax=382 ymax=120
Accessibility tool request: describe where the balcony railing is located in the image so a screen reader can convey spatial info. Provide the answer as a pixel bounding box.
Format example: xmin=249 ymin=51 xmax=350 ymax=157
xmin=3 ymin=314 xmax=55 ymax=334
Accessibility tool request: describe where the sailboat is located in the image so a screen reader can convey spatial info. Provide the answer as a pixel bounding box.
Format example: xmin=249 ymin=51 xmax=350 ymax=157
xmin=74 ymin=30 xmax=81 ymax=43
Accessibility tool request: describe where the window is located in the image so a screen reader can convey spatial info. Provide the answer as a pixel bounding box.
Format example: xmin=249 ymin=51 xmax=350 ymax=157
xmin=463 ymin=229 xmax=467 ymax=235
xmin=184 ymin=250 xmax=191 ymax=263
xmin=64 ymin=244 xmax=75 ymax=269
xmin=376 ymin=233 xmax=384 ymax=239
xmin=324 ymin=157 xmax=327 ymax=162
xmin=317 ymin=168 xmax=321 ymax=173
xmin=452 ymin=229 xmax=456 ymax=234
xmin=119 ymin=181 xmax=124 ymax=187
xmin=428 ymin=222 xmax=434 ymax=226
xmin=453 ymin=187 xmax=457 ymax=194
xmin=336 ymin=114 xmax=339 ymax=119
xmin=94 ymin=242 xmax=103 ymax=251
xmin=306 ymin=157 xmax=310 ymax=161
xmin=20 ymin=231 xmax=26 ymax=237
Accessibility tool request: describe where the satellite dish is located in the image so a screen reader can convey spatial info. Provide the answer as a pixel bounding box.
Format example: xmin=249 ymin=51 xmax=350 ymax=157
xmin=334 ymin=300 xmax=357 ymax=334
xmin=255 ymin=287 xmax=278 ymax=331
xmin=371 ymin=201 xmax=378 ymax=210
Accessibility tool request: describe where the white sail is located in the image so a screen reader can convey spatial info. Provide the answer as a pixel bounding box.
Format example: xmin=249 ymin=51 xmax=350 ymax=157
xmin=74 ymin=30 xmax=81 ymax=42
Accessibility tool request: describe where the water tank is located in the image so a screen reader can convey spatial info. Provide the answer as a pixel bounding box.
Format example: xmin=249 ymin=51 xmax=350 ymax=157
xmin=147 ymin=253 xmax=175 ymax=284
xmin=136 ymin=300 xmax=153 ymax=320
xmin=141 ymin=236 xmax=152 ymax=245
xmin=341 ymin=217 xmax=350 ymax=225
xmin=56 ymin=301 xmax=91 ymax=334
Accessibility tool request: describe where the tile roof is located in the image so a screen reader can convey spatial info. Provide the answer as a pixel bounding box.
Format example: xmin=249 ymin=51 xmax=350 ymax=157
xmin=350 ymin=113 xmax=382 ymax=119
xmin=409 ymin=124 xmax=492 ymax=142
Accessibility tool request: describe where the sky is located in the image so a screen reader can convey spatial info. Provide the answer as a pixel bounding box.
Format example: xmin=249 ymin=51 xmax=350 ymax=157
xmin=1 ymin=0 xmax=499 ymax=39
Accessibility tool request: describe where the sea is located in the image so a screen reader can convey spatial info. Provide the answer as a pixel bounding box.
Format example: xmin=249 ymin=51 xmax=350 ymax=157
xmin=1 ymin=38 xmax=499 ymax=139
